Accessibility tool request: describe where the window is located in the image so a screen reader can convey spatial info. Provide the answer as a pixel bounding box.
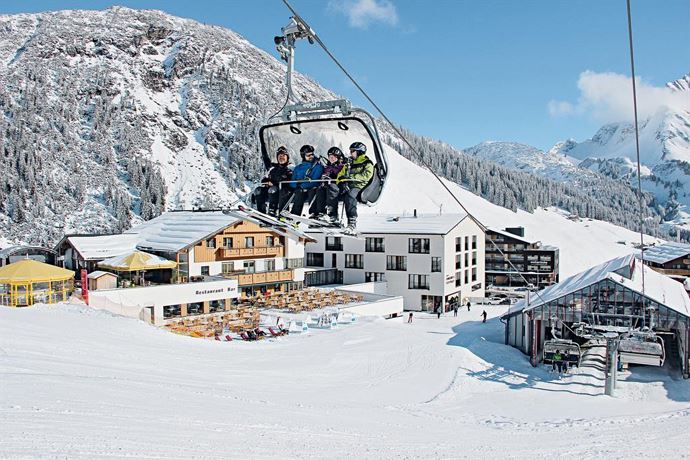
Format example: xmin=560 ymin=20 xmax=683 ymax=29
xmin=431 ymin=257 xmax=442 ymax=272
xmin=387 ymin=255 xmax=407 ymax=271
xmin=206 ymin=238 xmax=216 ymax=248
xmin=464 ymin=253 xmax=469 ymax=267
xmin=365 ymin=272 xmax=386 ymax=282
xmin=163 ymin=304 xmax=181 ymax=318
xmin=408 ymin=274 xmax=430 ymax=290
xmin=455 ymin=254 xmax=462 ymax=270
xmin=408 ymin=238 xmax=430 ymax=254
xmin=245 ymin=237 xmax=254 ymax=248
xmin=209 ymin=300 xmax=224 ymax=313
xmin=472 ymin=267 xmax=477 ymax=282
xmin=464 ymin=270 xmax=469 ymax=284
xmin=306 ymin=253 xmax=324 ymax=267
xmin=244 ymin=261 xmax=255 ymax=273
xmin=286 ymin=258 xmax=304 ymax=269
xmin=222 ymin=262 xmax=234 ymax=274
xmin=472 ymin=235 xmax=477 ymax=250
xmin=266 ymin=236 xmax=275 ymax=247
xmin=326 ymin=236 xmax=343 ymax=251
xmin=187 ymin=302 xmax=203 ymax=315
xmin=265 ymin=259 xmax=275 ymax=272
xmin=455 ymin=272 xmax=462 ymax=287
xmin=222 ymin=237 xmax=233 ymax=248
xmin=472 ymin=251 xmax=477 ymax=266
xmin=345 ymin=254 xmax=364 ymax=269
xmin=455 ymin=237 xmax=462 ymax=252
xmin=365 ymin=237 xmax=385 ymax=252
xmin=201 ymin=266 xmax=210 ymax=276
xmin=464 ymin=236 xmax=469 ymax=251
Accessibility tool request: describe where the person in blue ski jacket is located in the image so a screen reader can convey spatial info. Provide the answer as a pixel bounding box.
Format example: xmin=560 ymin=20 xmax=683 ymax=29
xmin=289 ymin=144 xmax=324 ymax=216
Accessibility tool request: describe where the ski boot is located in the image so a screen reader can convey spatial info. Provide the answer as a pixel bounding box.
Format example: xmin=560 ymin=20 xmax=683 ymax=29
xmin=343 ymin=218 xmax=357 ymax=236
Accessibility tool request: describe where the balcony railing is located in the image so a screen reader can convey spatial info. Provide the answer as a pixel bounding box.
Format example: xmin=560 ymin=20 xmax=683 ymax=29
xmin=223 ymin=268 xmax=293 ymax=286
xmin=219 ymin=245 xmax=283 ymax=259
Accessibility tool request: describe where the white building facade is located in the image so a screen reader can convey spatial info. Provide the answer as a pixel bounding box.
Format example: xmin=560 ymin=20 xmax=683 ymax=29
xmin=305 ymin=213 xmax=485 ymax=311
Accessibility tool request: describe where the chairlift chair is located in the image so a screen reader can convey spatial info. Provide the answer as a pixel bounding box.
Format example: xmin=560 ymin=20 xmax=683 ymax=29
xmin=257 ymin=15 xmax=389 ymax=207
xmin=618 ymin=331 xmax=665 ymax=367
xmin=543 ymin=339 xmax=582 ymax=368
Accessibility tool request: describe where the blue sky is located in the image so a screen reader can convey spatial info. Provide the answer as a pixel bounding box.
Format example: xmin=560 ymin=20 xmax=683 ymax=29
xmin=2 ymin=0 xmax=689 ymax=150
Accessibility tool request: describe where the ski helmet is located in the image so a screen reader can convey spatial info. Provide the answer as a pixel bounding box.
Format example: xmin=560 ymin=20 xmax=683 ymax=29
xmin=276 ymin=146 xmax=289 ymax=162
xmin=299 ymin=144 xmax=315 ymax=160
xmin=349 ymin=141 xmax=367 ymax=155
xmin=327 ymin=146 xmax=344 ymax=161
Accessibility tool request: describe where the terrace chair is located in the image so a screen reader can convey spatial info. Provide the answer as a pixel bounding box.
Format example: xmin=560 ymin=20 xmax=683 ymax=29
xmin=225 ymin=335 xmax=233 ymax=342
xmin=240 ymin=331 xmax=251 ymax=341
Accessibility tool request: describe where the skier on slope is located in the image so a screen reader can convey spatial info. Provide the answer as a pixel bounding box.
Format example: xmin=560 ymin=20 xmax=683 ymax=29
xmin=481 ymin=310 xmax=487 ymax=323
xmin=326 ymin=141 xmax=374 ymax=233
xmin=309 ymin=146 xmax=345 ymax=219
xmin=289 ymin=145 xmax=324 ymax=216
xmin=253 ymin=146 xmax=293 ymax=215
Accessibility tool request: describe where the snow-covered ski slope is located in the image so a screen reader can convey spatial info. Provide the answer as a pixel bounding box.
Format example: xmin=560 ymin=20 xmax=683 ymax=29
xmin=362 ymin=147 xmax=659 ymax=277
xmin=2 ymin=304 xmax=690 ymax=459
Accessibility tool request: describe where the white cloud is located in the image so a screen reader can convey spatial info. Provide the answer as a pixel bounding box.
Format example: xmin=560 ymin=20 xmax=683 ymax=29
xmin=328 ymin=0 xmax=399 ymax=29
xmin=548 ymin=70 xmax=690 ymax=123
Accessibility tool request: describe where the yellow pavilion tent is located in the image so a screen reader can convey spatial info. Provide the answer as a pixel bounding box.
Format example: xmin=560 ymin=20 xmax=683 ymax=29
xmin=98 ymin=251 xmax=177 ymax=272
xmin=0 ymin=259 xmax=74 ymax=307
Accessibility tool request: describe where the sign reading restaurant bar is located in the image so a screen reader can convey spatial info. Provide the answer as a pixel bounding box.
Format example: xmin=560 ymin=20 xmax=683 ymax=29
xmin=89 ymin=279 xmax=239 ymax=313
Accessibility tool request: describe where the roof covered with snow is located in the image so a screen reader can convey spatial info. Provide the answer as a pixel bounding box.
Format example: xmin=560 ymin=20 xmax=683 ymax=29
xmin=131 ymin=211 xmax=242 ymax=253
xmin=87 ymin=270 xmax=118 ymax=279
xmin=487 ymin=227 xmax=536 ymax=245
xmin=64 ymin=210 xmax=313 ymax=259
xmin=507 ymin=254 xmax=690 ymax=318
xmin=66 ymin=234 xmax=139 ymax=261
xmin=307 ymin=213 xmax=469 ymax=235
xmin=0 ymin=245 xmax=55 ymax=258
xmin=644 ymin=242 xmax=690 ymax=265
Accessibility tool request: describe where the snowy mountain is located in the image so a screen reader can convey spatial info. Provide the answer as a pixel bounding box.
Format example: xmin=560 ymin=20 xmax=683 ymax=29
xmin=553 ymin=73 xmax=690 ymax=230
xmin=0 ymin=7 xmax=336 ymax=244
xmin=0 ymin=7 xmax=668 ymax=246
xmin=464 ymin=141 xmax=589 ymax=182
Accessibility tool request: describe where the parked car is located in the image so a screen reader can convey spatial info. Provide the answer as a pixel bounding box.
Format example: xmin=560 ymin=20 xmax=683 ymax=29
xmin=486 ymin=296 xmax=503 ymax=305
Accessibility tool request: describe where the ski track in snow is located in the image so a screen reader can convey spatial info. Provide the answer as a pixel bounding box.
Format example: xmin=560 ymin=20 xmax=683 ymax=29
xmin=2 ymin=304 xmax=690 ymax=459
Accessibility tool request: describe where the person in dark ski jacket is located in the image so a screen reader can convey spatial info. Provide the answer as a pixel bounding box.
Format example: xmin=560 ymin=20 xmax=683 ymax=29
xmin=309 ymin=146 xmax=345 ymax=219
xmin=326 ymin=141 xmax=374 ymax=232
xmin=289 ymin=145 xmax=324 ymax=216
xmin=481 ymin=310 xmax=487 ymax=323
xmin=253 ymin=146 xmax=293 ymax=215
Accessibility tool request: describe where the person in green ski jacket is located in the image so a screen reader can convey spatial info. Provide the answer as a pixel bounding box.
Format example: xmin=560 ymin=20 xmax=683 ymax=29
xmin=552 ymin=350 xmax=563 ymax=373
xmin=326 ymin=141 xmax=374 ymax=233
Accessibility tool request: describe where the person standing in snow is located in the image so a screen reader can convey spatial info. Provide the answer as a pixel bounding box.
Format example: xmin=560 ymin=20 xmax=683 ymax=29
xmin=481 ymin=310 xmax=487 ymax=323
xmin=453 ymin=304 xmax=458 ymax=317
xmin=467 ymin=301 xmax=471 ymax=312
xmin=437 ymin=308 xmax=442 ymax=319
xmin=407 ymin=312 xmax=413 ymax=323
xmin=289 ymin=144 xmax=324 ymax=216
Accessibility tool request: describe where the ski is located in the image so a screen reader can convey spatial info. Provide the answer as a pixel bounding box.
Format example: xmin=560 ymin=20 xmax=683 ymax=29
xmin=280 ymin=212 xmax=362 ymax=238
xmin=236 ymin=204 xmax=298 ymax=230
